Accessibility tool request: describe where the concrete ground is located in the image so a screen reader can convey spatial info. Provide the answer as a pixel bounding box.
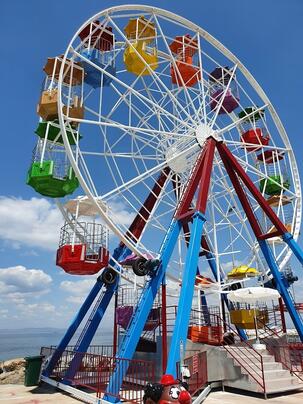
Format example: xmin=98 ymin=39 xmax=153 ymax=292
xmin=204 ymin=389 xmax=303 ymax=404
xmin=0 ymin=384 xmax=303 ymax=404
xmin=0 ymin=383 xmax=80 ymax=403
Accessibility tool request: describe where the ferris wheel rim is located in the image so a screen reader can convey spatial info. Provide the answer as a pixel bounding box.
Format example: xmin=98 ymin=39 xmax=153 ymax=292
xmin=57 ymin=4 xmax=301 ymax=272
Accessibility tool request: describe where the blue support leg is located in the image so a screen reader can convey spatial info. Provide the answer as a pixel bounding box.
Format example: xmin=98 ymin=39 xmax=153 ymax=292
xmin=259 ymin=239 xmax=303 ymax=342
xmin=63 ymin=281 xmax=119 ymax=381
xmin=43 ymin=279 xmax=104 ymax=377
xmin=200 ymin=292 xmax=210 ymax=325
xmin=283 ymin=233 xmax=303 ymax=266
xmin=104 ymin=219 xmax=182 ymax=402
xmin=166 ymin=212 xmax=206 ymax=376
xmin=44 ymin=243 xmax=128 ymax=379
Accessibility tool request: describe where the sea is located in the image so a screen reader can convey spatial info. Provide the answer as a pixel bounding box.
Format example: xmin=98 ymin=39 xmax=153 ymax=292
xmin=0 ymin=328 xmax=113 ymax=362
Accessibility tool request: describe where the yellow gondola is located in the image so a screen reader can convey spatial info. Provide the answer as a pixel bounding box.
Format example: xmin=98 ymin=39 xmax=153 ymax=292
xmin=227 ymin=264 xmax=260 ymax=280
xmin=123 ymin=17 xmax=158 ymax=76
xmin=230 ymin=308 xmax=269 ymax=329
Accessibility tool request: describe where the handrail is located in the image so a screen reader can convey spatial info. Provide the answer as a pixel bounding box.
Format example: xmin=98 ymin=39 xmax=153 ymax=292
xmin=257 ymin=317 xmax=303 ymax=383
xmin=165 ymin=306 xmax=266 ymax=392
xmin=210 ymin=313 xmax=266 ymax=393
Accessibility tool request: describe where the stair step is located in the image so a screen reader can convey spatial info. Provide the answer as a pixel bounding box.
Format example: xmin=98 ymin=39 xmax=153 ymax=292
xmin=226 ymin=352 xmax=275 ymax=363
xmin=265 ymin=376 xmax=302 ymax=392
xmin=243 ymin=369 xmax=290 ymax=380
xmin=266 ymin=383 xmax=303 ymax=394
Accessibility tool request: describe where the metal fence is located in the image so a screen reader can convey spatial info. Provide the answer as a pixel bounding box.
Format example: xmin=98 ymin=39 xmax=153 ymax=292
xmin=40 ymin=347 xmax=155 ymax=403
xmin=177 ymin=351 xmax=208 ymax=396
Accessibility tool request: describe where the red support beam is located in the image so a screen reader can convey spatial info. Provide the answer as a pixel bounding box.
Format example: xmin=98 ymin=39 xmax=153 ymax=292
xmin=196 ymin=138 xmax=216 ymax=214
xmin=125 ymin=167 xmax=171 ymax=243
xmin=218 ymin=142 xmax=288 ymax=235
xmin=217 ymin=143 xmax=263 ymax=238
xmin=175 ymin=140 xmax=209 ymax=218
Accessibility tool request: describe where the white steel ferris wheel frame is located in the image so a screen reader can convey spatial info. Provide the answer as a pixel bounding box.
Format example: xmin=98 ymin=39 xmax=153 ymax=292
xmin=57 ymin=4 xmax=301 ymax=276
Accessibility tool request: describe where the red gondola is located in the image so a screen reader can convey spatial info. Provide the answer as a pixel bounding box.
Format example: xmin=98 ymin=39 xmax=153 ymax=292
xmin=169 ymin=34 xmax=200 ymax=87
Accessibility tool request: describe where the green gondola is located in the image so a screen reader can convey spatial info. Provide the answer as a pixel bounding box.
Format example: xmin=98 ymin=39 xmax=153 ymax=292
xmin=260 ymin=175 xmax=290 ymax=196
xmin=27 ymin=160 xmax=79 ymax=198
xmin=35 ymin=121 xmax=82 ymax=145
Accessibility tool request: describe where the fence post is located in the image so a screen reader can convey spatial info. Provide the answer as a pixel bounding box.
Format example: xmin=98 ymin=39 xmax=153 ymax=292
xmin=278 ymin=297 xmax=287 ymax=334
xmin=261 ymin=356 xmax=266 ymax=399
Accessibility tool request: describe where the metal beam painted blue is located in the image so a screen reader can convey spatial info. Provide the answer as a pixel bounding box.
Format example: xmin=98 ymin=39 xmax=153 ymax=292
xmin=166 ymin=212 xmax=206 ymax=376
xmin=43 ymin=279 xmax=103 ymax=377
xmin=63 ymin=281 xmax=118 ymax=381
xmin=44 ymin=243 xmax=128 ymax=379
xmin=258 ymin=239 xmax=303 ymax=342
xmin=62 ymin=244 xmax=130 ymax=381
xmin=104 ymin=219 xmax=182 ymax=402
xmin=283 ymin=232 xmax=303 ymax=266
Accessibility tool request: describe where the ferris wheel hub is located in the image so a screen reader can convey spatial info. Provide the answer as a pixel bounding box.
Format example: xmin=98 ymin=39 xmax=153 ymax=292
xmin=165 ymin=145 xmax=190 ymax=174
xmin=195 ymin=123 xmax=218 ymax=147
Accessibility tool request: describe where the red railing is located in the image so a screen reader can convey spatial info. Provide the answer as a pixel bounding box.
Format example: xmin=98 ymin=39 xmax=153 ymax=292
xmin=256 ymin=317 xmax=303 ymax=383
xmin=177 ymin=351 xmax=208 ymax=395
xmin=165 ymin=307 xmax=266 ymax=394
xmin=210 ymin=313 xmax=266 ymax=394
xmin=40 ymin=347 xmax=155 ymax=403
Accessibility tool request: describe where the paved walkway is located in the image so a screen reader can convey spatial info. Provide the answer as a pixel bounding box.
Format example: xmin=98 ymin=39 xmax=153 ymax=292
xmin=1 ymin=384 xmax=303 ymax=403
xmin=0 ymin=383 xmax=80 ymax=403
xmin=204 ymin=389 xmax=303 ymax=404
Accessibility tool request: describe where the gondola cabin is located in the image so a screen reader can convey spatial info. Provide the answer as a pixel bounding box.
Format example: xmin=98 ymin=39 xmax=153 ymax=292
xmin=230 ymin=308 xmax=269 ymax=329
xmin=78 ymin=23 xmax=116 ymax=88
xmin=169 ymin=34 xmax=200 ymax=87
xmin=239 ymin=107 xmax=270 ymax=152
xmin=123 ymin=17 xmax=158 ymax=76
xmin=257 ymin=149 xmax=290 ymax=195
xmin=37 ymin=56 xmax=84 ymax=124
xmin=26 ymin=138 xmax=79 ymax=198
xmin=35 ymin=120 xmax=82 ymax=145
xmin=56 ymin=221 xmax=109 ymax=275
xmin=187 ymin=325 xmax=223 ymax=345
xmin=56 ymin=198 xmax=109 ymax=275
xmin=78 ymin=20 xmax=114 ymax=51
xmin=209 ymin=66 xmax=239 ymax=114
xmin=227 ymin=265 xmax=260 ymax=280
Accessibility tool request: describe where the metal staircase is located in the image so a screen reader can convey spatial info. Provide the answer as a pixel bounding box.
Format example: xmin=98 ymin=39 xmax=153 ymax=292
xmin=223 ymin=345 xmax=303 ymax=396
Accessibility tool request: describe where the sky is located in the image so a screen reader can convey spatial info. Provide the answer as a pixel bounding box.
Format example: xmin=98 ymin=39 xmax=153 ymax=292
xmin=0 ymin=0 xmax=303 ymax=331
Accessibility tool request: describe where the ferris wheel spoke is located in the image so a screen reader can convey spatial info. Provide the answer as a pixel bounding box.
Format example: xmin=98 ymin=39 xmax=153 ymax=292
xmin=102 ymin=141 xmax=199 ymax=200
xmin=211 ymin=153 xmax=260 ymax=251
xmin=216 ymin=104 xmax=268 ymax=136
xmin=79 ymin=151 xmax=162 ymax=160
xmin=108 ymin=82 xmax=176 ymax=145
xmin=153 ymin=15 xmax=203 ymax=121
xmin=108 ymin=16 xmax=199 ymax=126
xmin=74 ymin=48 xmax=195 ymax=130
xmin=209 ymin=64 xmax=238 ymax=130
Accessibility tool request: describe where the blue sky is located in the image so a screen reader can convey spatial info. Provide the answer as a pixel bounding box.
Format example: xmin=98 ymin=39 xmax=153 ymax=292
xmin=0 ymin=0 xmax=303 ymax=330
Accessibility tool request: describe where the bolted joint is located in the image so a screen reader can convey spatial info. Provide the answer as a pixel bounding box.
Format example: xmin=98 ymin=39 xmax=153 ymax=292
xmin=192 ymin=211 xmax=206 ymax=221
xmin=282 ymin=232 xmax=293 ymax=242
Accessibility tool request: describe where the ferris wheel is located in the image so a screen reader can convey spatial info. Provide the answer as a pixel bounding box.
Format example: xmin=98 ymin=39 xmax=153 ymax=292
xmin=50 ymin=5 xmax=301 ymax=286
xmin=29 ymin=4 xmax=303 ymax=395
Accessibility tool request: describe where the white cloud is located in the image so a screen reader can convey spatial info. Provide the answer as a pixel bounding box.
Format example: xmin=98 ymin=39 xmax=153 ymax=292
xmin=60 ymin=279 xmax=95 ymax=295
xmin=0 ymin=196 xmax=136 ymax=252
xmin=0 ymin=196 xmax=62 ymax=251
xmin=221 ymin=259 xmax=242 ymax=272
xmin=0 ymin=265 xmax=52 ymax=301
xmin=60 ymin=278 xmax=95 ymax=304
xmin=109 ymin=199 xmax=136 ymax=228
xmin=17 ymin=302 xmax=57 ymax=316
